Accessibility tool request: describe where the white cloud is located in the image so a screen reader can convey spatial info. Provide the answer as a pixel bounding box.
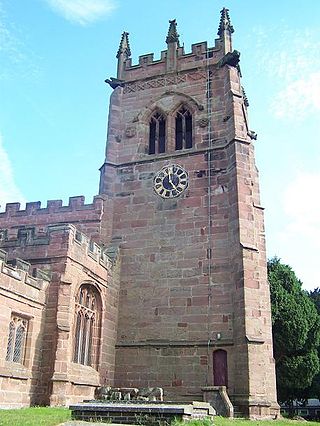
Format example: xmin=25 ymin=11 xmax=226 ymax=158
xmin=0 ymin=134 xmax=25 ymax=209
xmin=248 ymin=26 xmax=320 ymax=121
xmin=45 ymin=0 xmax=116 ymax=25
xmin=271 ymin=72 xmax=320 ymax=120
xmin=252 ymin=26 xmax=320 ymax=84
xmin=269 ymin=172 xmax=320 ymax=290
xmin=0 ymin=2 xmax=38 ymax=80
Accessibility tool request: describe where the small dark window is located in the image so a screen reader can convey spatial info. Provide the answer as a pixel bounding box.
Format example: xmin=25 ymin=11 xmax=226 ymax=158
xmin=149 ymin=112 xmax=166 ymax=154
xmin=175 ymin=107 xmax=193 ymax=150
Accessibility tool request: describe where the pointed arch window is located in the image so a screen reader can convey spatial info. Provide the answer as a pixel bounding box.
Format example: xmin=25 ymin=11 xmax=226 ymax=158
xmin=73 ymin=284 xmax=101 ymax=368
xmin=149 ymin=112 xmax=166 ymax=154
xmin=175 ymin=107 xmax=193 ymax=150
xmin=6 ymin=316 xmax=28 ymax=364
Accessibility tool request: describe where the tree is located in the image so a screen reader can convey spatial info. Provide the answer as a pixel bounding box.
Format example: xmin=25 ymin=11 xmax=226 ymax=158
xmin=307 ymin=288 xmax=320 ymax=400
xmin=309 ymin=288 xmax=320 ymax=313
xmin=268 ymin=258 xmax=320 ymax=405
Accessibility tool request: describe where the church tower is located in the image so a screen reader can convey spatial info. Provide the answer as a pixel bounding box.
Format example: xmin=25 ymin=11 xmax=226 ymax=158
xmin=99 ymin=8 xmax=279 ymax=417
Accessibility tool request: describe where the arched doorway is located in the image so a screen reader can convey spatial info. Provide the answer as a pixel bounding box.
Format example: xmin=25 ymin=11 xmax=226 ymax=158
xmin=213 ymin=349 xmax=228 ymax=386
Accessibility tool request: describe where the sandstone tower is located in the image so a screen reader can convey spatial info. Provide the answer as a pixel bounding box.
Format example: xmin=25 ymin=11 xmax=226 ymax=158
xmin=0 ymin=7 xmax=278 ymax=417
xmin=99 ymin=8 xmax=278 ymax=417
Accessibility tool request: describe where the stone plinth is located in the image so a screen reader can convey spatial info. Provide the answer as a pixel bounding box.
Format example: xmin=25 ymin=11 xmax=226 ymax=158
xmin=69 ymin=401 xmax=215 ymax=424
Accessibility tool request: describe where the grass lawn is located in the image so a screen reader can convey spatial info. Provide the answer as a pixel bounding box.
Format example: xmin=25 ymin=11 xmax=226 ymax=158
xmin=0 ymin=407 xmax=71 ymax=426
xmin=215 ymin=417 xmax=320 ymax=426
xmin=176 ymin=418 xmax=320 ymax=426
xmin=0 ymin=409 xmax=319 ymax=426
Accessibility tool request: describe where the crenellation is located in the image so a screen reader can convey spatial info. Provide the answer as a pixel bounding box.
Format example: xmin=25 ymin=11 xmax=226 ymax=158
xmin=9 ymin=257 xmax=30 ymax=272
xmin=69 ymin=196 xmax=85 ymax=208
xmin=47 ymin=199 xmax=64 ymax=210
xmin=0 ymin=195 xmax=104 ymax=217
xmin=0 ymin=224 xmax=111 ymax=268
xmin=25 ymin=201 xmax=41 ymax=212
xmin=4 ymin=203 xmax=21 ymax=214
xmin=119 ymin=41 xmax=224 ymax=84
xmin=0 ymin=249 xmax=51 ymax=289
xmin=190 ymin=41 xmax=208 ymax=56
xmin=138 ymin=53 xmax=154 ymax=66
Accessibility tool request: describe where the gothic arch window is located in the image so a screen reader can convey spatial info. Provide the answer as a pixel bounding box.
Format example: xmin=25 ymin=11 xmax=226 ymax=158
xmin=6 ymin=316 xmax=28 ymax=364
xmin=149 ymin=112 xmax=166 ymax=154
xmin=73 ymin=284 xmax=101 ymax=368
xmin=175 ymin=107 xmax=193 ymax=150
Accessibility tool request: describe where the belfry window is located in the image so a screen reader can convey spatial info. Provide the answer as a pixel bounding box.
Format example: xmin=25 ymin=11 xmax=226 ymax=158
xmin=6 ymin=316 xmax=28 ymax=364
xmin=149 ymin=112 xmax=166 ymax=154
xmin=175 ymin=107 xmax=193 ymax=150
xmin=73 ymin=284 xmax=101 ymax=368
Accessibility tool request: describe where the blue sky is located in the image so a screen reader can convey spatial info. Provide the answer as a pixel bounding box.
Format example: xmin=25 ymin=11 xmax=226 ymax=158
xmin=0 ymin=0 xmax=319 ymax=290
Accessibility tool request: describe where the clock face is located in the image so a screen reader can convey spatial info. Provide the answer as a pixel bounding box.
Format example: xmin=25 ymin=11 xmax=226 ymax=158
xmin=154 ymin=164 xmax=188 ymax=198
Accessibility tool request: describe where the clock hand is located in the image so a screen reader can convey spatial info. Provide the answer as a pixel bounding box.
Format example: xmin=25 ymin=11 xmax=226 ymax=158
xmin=168 ymin=167 xmax=177 ymax=190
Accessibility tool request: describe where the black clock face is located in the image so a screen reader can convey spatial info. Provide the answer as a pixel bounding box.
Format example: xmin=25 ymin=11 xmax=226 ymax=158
xmin=154 ymin=165 xmax=188 ymax=198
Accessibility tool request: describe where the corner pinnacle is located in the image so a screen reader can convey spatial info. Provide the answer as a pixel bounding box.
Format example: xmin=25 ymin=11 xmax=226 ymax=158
xmin=217 ymin=8 xmax=234 ymax=37
xmin=116 ymin=31 xmax=131 ymax=59
xmin=166 ymin=19 xmax=180 ymax=45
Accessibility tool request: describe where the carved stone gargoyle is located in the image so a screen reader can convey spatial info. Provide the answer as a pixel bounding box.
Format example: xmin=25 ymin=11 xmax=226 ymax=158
xmin=105 ymin=77 xmax=125 ymax=89
xmin=218 ymin=50 xmax=240 ymax=68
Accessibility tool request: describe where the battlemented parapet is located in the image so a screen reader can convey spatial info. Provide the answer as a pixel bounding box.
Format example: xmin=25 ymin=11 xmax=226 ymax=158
xmin=0 ymin=223 xmax=112 ymax=271
xmin=0 ymin=249 xmax=50 ymax=408
xmin=108 ymin=17 xmax=233 ymax=85
xmin=117 ymin=41 xmax=221 ymax=83
xmin=0 ymin=248 xmax=50 ymax=301
xmin=0 ymin=195 xmax=111 ymax=245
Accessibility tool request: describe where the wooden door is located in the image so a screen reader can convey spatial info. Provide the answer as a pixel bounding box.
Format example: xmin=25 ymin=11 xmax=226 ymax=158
xmin=213 ymin=349 xmax=228 ymax=386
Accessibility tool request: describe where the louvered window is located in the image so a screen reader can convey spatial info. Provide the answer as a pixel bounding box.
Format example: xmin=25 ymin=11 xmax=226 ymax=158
xmin=149 ymin=112 xmax=166 ymax=154
xmin=175 ymin=107 xmax=193 ymax=150
xmin=6 ymin=316 xmax=28 ymax=364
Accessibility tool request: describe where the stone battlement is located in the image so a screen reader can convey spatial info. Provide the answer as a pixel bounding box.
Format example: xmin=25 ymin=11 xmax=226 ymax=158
xmin=112 ymin=41 xmax=225 ymax=87
xmin=0 ymin=248 xmax=51 ymax=290
xmin=0 ymin=224 xmax=111 ymax=269
xmin=0 ymin=195 xmax=104 ymax=217
xmin=126 ymin=41 xmax=220 ymax=71
xmin=0 ymin=195 xmax=106 ymax=243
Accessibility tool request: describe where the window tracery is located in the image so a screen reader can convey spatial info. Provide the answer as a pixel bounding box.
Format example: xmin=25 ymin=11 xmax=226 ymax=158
xmin=6 ymin=316 xmax=28 ymax=364
xmin=73 ymin=285 xmax=101 ymax=368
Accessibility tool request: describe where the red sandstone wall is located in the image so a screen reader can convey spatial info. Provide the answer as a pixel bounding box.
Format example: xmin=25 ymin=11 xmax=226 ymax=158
xmin=0 ymin=251 xmax=49 ymax=408
xmin=0 ymin=224 xmax=120 ymax=406
xmin=99 ymin=28 xmax=278 ymax=414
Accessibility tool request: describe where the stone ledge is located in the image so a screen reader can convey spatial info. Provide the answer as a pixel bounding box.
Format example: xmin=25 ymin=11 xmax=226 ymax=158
xmin=0 ymin=363 xmax=31 ymax=380
xmin=116 ymin=339 xmax=234 ymax=348
xmin=246 ymin=335 xmax=265 ymax=344
xmin=240 ymin=243 xmax=259 ymax=252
